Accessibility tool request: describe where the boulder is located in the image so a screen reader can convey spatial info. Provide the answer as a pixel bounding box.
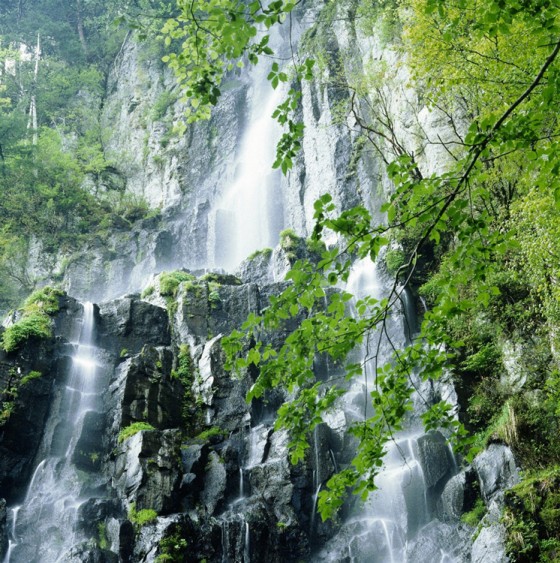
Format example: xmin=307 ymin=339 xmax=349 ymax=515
xmin=471 ymin=523 xmax=509 ymax=563
xmin=416 ymin=431 xmax=454 ymax=489
xmin=98 ymin=296 xmax=170 ymax=355
xmin=437 ymin=467 xmax=478 ymax=522
xmin=114 ymin=428 xmax=182 ymax=514
xmin=474 ymin=444 xmax=519 ymax=502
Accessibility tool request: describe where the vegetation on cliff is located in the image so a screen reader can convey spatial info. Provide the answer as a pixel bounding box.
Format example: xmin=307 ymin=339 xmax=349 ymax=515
xmin=0 ymin=0 xmax=173 ymax=312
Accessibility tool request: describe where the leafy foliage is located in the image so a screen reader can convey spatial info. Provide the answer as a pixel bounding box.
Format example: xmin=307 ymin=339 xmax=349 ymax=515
xmin=0 ymin=1 xmax=165 ymax=312
xmin=161 ymin=0 xmax=314 ymax=172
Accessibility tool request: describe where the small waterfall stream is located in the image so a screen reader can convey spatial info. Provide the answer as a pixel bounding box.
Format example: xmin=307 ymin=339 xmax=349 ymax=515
xmin=4 ymin=303 xmax=106 ymax=562
xmin=208 ymin=30 xmax=286 ymax=272
xmin=309 ymin=258 xmax=460 ymax=562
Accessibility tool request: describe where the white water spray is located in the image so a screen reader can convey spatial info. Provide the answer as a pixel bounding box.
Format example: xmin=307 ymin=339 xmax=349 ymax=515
xmin=5 ymin=303 xmax=105 ymax=562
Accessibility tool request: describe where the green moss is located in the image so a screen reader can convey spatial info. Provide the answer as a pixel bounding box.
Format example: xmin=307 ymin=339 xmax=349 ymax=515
xmin=280 ymin=228 xmax=299 ymax=247
xmin=461 ymin=498 xmax=486 ymax=527
xmin=128 ymin=502 xmax=157 ymax=527
xmin=194 ymin=426 xmax=225 ymax=443
xmin=208 ymin=282 xmax=221 ymax=308
xmin=141 ymin=285 xmax=155 ymax=298
xmin=23 ymin=286 xmax=64 ymax=315
xmin=158 ymin=271 xmax=195 ymax=297
xmin=280 ymin=228 xmax=301 ymax=261
xmin=172 ymin=344 xmax=203 ymax=436
xmin=98 ymin=522 xmax=109 ymax=550
xmin=306 ymin=237 xmax=326 ymax=256
xmin=2 ymin=286 xmax=64 ymax=352
xmin=118 ymin=422 xmax=155 ymax=444
xmin=247 ymin=247 xmax=273 ymax=261
xmin=20 ymin=370 xmax=42 ymax=386
xmin=2 ymin=313 xmax=53 ymax=353
xmin=384 ymin=248 xmax=406 ymax=276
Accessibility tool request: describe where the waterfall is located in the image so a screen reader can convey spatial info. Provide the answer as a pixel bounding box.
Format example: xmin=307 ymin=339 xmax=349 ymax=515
xmin=4 ymin=303 xmax=106 ymax=562
xmin=310 ymin=259 xmax=460 ymax=562
xmin=208 ymin=33 xmax=286 ymax=272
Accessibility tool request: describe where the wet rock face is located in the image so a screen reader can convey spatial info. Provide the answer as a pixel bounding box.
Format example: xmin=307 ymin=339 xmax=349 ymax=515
xmin=0 ymin=296 xmax=86 ymax=502
xmin=437 ymin=467 xmax=479 ymax=522
xmin=110 ymin=346 xmax=182 ymax=431
xmin=63 ymin=542 xmax=120 ymax=563
xmin=471 ymin=523 xmax=509 ymax=563
xmin=97 ymin=296 xmax=170 ymax=355
xmin=416 ymin=430 xmax=455 ymax=489
xmin=474 ymin=444 xmax=519 ymax=502
xmin=114 ymin=429 xmax=183 ymax=514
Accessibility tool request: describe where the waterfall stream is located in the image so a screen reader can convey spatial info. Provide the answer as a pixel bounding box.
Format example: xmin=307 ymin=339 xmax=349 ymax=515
xmin=208 ymin=29 xmax=286 ymax=272
xmin=4 ymin=303 xmax=107 ymax=562
xmin=308 ymin=258 xmax=461 ymax=562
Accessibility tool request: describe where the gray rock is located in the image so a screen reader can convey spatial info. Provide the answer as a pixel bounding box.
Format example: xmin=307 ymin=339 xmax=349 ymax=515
xmin=201 ymin=451 xmax=227 ymax=514
xmin=237 ymin=250 xmax=274 ymax=284
xmin=407 ymin=520 xmax=472 ymax=563
xmin=73 ymin=411 xmax=106 ymax=472
xmin=437 ymin=467 xmax=478 ymax=522
xmin=108 ymin=345 xmax=182 ymax=435
xmin=76 ymin=498 xmax=121 ymax=539
xmin=473 ymin=444 xmax=519 ymax=502
xmin=416 ymin=431 xmax=454 ymax=488
xmin=60 ymin=542 xmax=119 ymax=562
xmin=114 ymin=428 xmax=182 ymax=513
xmin=98 ymin=296 xmax=170 ymax=355
xmin=471 ymin=523 xmax=509 ymax=563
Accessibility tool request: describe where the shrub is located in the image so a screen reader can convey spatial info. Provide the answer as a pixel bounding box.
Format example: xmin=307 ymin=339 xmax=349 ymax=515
xmin=2 ymin=313 xmax=53 ymax=352
xmin=118 ymin=422 xmax=155 ymax=444
xmin=157 ymin=528 xmax=189 ymax=562
xmin=128 ymin=502 xmax=157 ymax=527
xmin=158 ymin=271 xmax=195 ymax=297
xmin=23 ymin=286 xmax=64 ymax=315
xmin=2 ymin=286 xmax=63 ymax=352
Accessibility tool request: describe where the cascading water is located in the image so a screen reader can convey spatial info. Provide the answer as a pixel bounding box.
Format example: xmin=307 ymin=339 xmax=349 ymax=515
xmin=4 ymin=303 xmax=106 ymax=562
xmin=208 ymin=32 xmax=286 ymax=272
xmin=310 ymin=258 xmax=460 ymax=562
